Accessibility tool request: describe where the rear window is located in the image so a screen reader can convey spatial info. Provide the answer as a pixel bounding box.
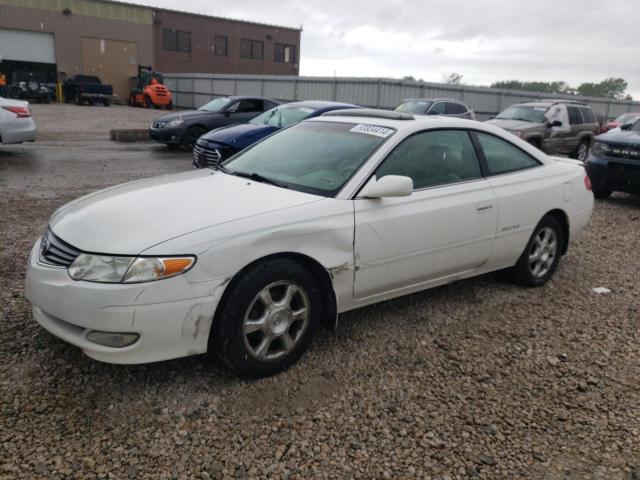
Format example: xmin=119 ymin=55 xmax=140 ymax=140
xmin=395 ymin=100 xmax=432 ymax=114
xmin=250 ymin=105 xmax=316 ymax=128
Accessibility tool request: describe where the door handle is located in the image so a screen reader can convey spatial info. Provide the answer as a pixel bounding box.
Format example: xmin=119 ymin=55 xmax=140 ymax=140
xmin=476 ymin=203 xmax=493 ymax=213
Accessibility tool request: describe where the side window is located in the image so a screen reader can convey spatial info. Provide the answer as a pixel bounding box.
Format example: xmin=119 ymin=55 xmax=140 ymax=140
xmin=376 ymin=130 xmax=482 ymax=190
xmin=567 ymin=106 xmax=582 ymax=125
xmin=236 ymin=99 xmax=263 ymax=113
xmin=580 ymin=107 xmax=596 ymax=124
xmin=476 ymin=132 xmax=540 ymax=175
xmin=428 ymin=102 xmax=446 ymax=115
xmin=445 ymin=102 xmax=465 ymax=114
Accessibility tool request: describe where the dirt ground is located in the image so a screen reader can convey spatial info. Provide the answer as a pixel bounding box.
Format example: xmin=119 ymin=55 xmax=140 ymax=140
xmin=1 ymin=103 xmax=640 ymax=480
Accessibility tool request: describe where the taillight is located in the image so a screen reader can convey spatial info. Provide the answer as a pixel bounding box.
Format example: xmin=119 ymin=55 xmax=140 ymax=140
xmin=2 ymin=106 xmax=31 ymax=118
xmin=584 ymin=175 xmax=592 ymax=191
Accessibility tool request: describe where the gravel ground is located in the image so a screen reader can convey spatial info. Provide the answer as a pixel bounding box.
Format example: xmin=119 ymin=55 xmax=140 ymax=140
xmin=1 ymin=104 xmax=640 ymax=480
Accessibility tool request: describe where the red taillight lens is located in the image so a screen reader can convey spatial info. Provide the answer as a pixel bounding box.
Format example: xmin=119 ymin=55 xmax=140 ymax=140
xmin=584 ymin=175 xmax=592 ymax=191
xmin=2 ymin=106 xmax=31 ymax=118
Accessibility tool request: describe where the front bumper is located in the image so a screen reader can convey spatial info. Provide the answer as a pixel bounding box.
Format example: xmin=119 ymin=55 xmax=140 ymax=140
xmin=24 ymin=238 xmax=228 ymax=364
xmin=149 ymin=127 xmax=183 ymax=145
xmin=586 ymin=153 xmax=640 ymax=194
xmin=1 ymin=117 xmax=37 ymax=144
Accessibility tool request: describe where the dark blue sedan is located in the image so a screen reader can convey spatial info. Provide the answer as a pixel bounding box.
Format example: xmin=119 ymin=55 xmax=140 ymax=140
xmin=192 ymin=101 xmax=359 ymax=168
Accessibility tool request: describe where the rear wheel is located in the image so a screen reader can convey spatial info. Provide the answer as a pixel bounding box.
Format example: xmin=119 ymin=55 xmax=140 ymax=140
xmin=210 ymin=258 xmax=321 ymax=377
xmin=165 ymin=100 xmax=173 ymax=110
xmin=572 ymin=139 xmax=590 ymax=161
xmin=181 ymin=126 xmax=206 ymax=150
xmin=143 ymin=95 xmax=152 ymax=109
xmin=510 ymin=215 xmax=563 ymax=287
xmin=103 ymin=98 xmax=111 ymax=107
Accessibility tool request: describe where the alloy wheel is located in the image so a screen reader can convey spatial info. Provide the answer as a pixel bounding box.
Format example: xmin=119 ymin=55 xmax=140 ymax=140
xmin=528 ymin=227 xmax=558 ymax=278
xmin=242 ymin=281 xmax=310 ymax=361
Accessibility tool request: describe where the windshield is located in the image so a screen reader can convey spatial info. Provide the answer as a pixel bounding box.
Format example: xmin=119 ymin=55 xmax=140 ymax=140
xmin=223 ymin=121 xmax=394 ymax=196
xmin=249 ymin=104 xmax=317 ymax=128
xmin=631 ymin=119 xmax=640 ymax=132
xmin=395 ymin=100 xmax=432 ymax=114
xmin=198 ymin=97 xmax=231 ymax=112
xmin=615 ymin=113 xmax=639 ymax=123
xmin=496 ymin=106 xmax=548 ymax=123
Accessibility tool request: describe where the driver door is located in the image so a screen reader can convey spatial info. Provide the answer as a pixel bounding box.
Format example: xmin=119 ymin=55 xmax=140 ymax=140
xmin=353 ymin=129 xmax=497 ymax=299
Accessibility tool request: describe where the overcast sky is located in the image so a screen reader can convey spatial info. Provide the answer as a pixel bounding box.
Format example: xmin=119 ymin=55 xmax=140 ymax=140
xmin=129 ymin=0 xmax=640 ymax=98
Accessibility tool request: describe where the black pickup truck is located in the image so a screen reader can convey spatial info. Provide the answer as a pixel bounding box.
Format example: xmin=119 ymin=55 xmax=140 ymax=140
xmin=63 ymin=75 xmax=113 ymax=106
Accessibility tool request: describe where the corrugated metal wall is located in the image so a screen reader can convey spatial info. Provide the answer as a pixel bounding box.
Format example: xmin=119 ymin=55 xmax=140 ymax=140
xmin=164 ymin=74 xmax=640 ymax=120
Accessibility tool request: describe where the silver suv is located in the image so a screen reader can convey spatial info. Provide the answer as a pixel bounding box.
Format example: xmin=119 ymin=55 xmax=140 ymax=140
xmin=486 ymin=100 xmax=599 ymax=161
xmin=395 ymin=98 xmax=475 ymax=119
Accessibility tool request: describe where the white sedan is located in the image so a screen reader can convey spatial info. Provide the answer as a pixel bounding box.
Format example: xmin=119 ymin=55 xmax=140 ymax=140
xmin=25 ymin=110 xmax=593 ymax=377
xmin=0 ymin=96 xmax=37 ymax=144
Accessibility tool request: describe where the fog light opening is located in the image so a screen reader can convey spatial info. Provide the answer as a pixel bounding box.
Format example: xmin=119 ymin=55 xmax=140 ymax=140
xmin=86 ymin=331 xmax=140 ymax=348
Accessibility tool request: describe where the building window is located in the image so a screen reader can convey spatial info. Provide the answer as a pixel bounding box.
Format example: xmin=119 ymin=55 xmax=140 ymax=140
xmin=214 ymin=36 xmax=228 ymax=56
xmin=163 ymin=29 xmax=191 ymax=53
xmin=274 ymin=43 xmax=296 ymax=63
xmin=240 ymin=39 xmax=263 ymax=60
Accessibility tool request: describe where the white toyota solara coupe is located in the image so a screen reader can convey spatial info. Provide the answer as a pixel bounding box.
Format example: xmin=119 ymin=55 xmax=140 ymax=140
xmin=25 ymin=109 xmax=593 ymax=377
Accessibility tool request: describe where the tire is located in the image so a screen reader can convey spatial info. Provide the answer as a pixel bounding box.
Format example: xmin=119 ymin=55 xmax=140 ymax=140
xmin=510 ymin=214 xmax=564 ymax=287
xmin=527 ymin=138 xmax=541 ymax=150
xmin=572 ymin=139 xmax=590 ymax=162
xmin=210 ymin=258 xmax=322 ymax=378
xmin=143 ymin=95 xmax=152 ymax=109
xmin=74 ymin=93 xmax=82 ymax=106
xmin=87 ymin=98 xmax=95 ymax=106
xmin=165 ymin=100 xmax=173 ymax=110
xmin=592 ymin=185 xmax=612 ymax=200
xmin=181 ymin=126 xmax=206 ymax=150
xmin=103 ymin=98 xmax=111 ymax=107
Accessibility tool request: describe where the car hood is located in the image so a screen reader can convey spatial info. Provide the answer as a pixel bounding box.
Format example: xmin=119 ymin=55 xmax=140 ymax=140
xmin=596 ymin=130 xmax=640 ymax=145
xmin=485 ymin=119 xmax=541 ymax=131
xmin=154 ymin=109 xmax=220 ymax=123
xmin=200 ymin=123 xmax=279 ymax=149
xmin=49 ymin=170 xmax=321 ymax=254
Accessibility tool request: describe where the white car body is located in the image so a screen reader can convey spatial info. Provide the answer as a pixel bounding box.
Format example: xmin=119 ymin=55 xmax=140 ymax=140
xmin=25 ymin=115 xmax=593 ymax=365
xmin=0 ymin=96 xmax=37 ymax=144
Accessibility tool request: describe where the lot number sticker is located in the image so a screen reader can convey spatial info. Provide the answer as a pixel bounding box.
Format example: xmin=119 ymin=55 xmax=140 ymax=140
xmin=350 ymin=124 xmax=394 ymax=138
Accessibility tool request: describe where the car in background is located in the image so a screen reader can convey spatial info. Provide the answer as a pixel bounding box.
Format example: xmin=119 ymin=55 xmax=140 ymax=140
xmin=193 ymin=101 xmax=359 ymax=168
xmin=585 ymin=118 xmax=640 ymax=199
xmin=394 ymin=98 xmax=475 ymax=119
xmin=486 ymin=100 xmax=599 ymax=161
xmin=602 ymin=112 xmax=640 ymax=133
xmin=0 ymin=96 xmax=37 ymax=144
xmin=9 ymin=71 xmax=51 ymax=104
xmin=63 ymin=75 xmax=114 ymax=106
xmin=150 ymin=96 xmax=279 ymax=150
xmin=25 ymin=109 xmax=593 ymax=377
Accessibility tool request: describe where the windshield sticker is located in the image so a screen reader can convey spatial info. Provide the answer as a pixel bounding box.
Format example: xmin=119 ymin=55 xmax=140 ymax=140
xmin=297 ymin=107 xmax=314 ymax=113
xmin=350 ymin=124 xmax=394 ymax=138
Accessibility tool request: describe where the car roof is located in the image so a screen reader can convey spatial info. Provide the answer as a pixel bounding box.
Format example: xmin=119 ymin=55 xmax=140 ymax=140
xmin=226 ymin=95 xmax=277 ymax=101
xmin=400 ymin=98 xmax=468 ymax=104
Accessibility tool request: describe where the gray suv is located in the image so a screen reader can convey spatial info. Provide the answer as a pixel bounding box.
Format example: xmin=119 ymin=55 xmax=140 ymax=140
xmin=395 ymin=98 xmax=475 ymax=119
xmin=486 ymin=100 xmax=599 ymax=161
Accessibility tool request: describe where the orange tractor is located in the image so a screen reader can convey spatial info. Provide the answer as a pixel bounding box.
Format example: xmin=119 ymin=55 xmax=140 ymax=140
xmin=128 ymin=66 xmax=173 ymax=109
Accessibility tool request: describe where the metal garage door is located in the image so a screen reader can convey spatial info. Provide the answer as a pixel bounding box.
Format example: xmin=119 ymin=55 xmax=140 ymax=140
xmin=0 ymin=28 xmax=56 ymax=64
xmin=81 ymin=38 xmax=138 ymax=101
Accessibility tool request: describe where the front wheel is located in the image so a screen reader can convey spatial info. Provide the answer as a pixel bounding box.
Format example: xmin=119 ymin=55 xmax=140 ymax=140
xmin=510 ymin=215 xmax=563 ymax=287
xmin=180 ymin=126 xmax=206 ymax=150
xmin=210 ymin=259 xmax=321 ymax=377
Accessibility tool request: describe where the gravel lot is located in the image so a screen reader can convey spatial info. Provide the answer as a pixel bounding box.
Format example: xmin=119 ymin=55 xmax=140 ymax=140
xmin=1 ymin=104 xmax=640 ymax=480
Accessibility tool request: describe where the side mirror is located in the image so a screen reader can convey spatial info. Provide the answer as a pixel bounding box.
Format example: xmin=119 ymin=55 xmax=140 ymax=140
xmin=621 ymin=122 xmax=633 ymax=131
xmin=548 ymin=120 xmax=562 ymax=128
xmin=357 ymin=175 xmax=413 ymax=199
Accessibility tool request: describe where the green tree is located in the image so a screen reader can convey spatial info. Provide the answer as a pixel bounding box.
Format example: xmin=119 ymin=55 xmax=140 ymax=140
xmin=577 ymin=78 xmax=629 ymax=100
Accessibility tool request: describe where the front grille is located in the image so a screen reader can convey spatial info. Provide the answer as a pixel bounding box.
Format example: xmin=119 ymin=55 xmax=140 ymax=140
xmin=605 ymin=143 xmax=640 ymax=161
xmin=40 ymin=228 xmax=81 ymax=267
xmin=193 ymin=144 xmax=222 ymax=168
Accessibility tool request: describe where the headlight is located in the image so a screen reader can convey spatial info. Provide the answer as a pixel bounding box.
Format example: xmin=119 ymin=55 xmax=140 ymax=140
xmin=68 ymin=254 xmax=195 ymax=283
xmin=591 ymin=141 xmax=610 ymax=156
xmin=165 ymin=119 xmax=184 ymax=128
xmin=509 ymin=130 xmax=523 ymax=138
